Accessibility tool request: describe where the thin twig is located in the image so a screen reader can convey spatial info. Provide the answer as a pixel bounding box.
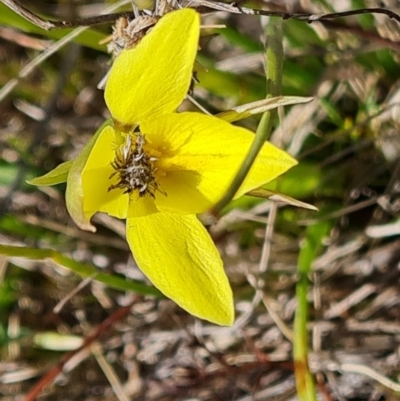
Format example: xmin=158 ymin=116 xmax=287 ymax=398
xmin=340 ymin=363 xmax=400 ymax=393
xmin=53 ymin=274 xmax=96 ymax=314
xmin=2 ymin=0 xmax=400 ymax=29
xmin=191 ymin=1 xmax=400 ymax=25
xmin=92 ymin=342 xmax=131 ymax=401
xmin=0 ymin=0 xmax=133 ymax=30
xmin=24 ymin=300 xmax=137 ymax=401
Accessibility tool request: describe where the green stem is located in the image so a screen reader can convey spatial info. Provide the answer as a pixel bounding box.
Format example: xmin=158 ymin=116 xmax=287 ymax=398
xmin=213 ymin=17 xmax=284 ymax=213
xmin=0 ymin=243 xmax=162 ymax=297
xmin=293 ymin=273 xmax=317 ymax=401
xmin=293 ymin=221 xmax=331 ymax=401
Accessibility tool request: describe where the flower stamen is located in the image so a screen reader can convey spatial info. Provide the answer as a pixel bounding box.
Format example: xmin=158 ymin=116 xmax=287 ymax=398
xmin=108 ymin=133 xmax=164 ymax=197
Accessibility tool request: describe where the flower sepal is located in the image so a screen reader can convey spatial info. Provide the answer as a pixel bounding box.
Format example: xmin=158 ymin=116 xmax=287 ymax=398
xmin=27 ymin=160 xmax=73 ymax=187
xmin=66 ymin=119 xmax=114 ymax=232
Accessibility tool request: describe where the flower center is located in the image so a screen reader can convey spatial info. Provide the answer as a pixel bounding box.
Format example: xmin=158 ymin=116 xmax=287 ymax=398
xmin=108 ymin=133 xmax=162 ymax=198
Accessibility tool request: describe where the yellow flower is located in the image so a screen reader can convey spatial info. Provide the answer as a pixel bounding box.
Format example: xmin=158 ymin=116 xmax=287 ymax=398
xmin=32 ymin=9 xmax=297 ymax=325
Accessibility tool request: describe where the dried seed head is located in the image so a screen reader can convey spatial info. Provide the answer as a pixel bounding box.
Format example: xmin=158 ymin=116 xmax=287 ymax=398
xmin=108 ymin=15 xmax=159 ymax=57
xmin=108 ymin=133 xmax=163 ymax=198
xmin=107 ymin=0 xmax=180 ymax=57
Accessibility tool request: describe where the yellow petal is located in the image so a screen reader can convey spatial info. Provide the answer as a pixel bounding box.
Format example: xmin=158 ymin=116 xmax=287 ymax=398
xmin=126 ymin=213 xmax=234 ymax=325
xmin=155 ymin=170 xmax=212 ymax=214
xmin=236 ymin=143 xmax=298 ymax=198
xmin=105 ymin=9 xmax=199 ymax=125
xmin=82 ymin=126 xmax=129 ymax=219
xmin=128 ymin=195 xmax=159 ymax=218
xmin=66 ymin=119 xmax=113 ymax=232
xmin=141 ymin=112 xmax=297 ymax=209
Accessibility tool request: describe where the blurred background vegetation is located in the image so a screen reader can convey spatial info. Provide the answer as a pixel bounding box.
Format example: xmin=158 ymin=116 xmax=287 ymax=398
xmin=0 ymin=0 xmax=400 ymax=400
